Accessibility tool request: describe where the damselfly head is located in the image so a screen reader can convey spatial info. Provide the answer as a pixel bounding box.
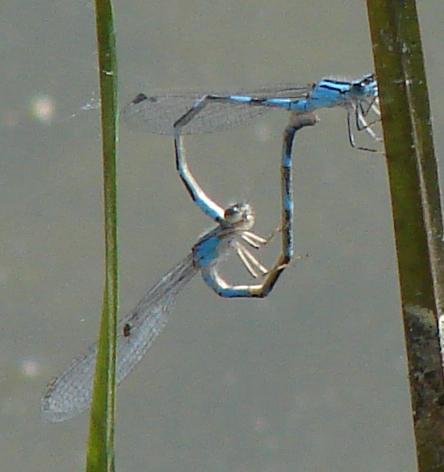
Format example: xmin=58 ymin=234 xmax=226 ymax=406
xmin=352 ymin=74 xmax=378 ymax=98
xmin=223 ymin=203 xmax=255 ymax=230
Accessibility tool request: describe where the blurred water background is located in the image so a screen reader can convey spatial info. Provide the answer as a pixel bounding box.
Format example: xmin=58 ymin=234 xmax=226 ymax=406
xmin=1 ymin=1 xmax=442 ymax=470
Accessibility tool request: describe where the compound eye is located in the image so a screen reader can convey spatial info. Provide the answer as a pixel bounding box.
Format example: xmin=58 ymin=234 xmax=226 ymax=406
xmin=224 ymin=204 xmax=241 ymax=222
xmin=361 ymin=74 xmax=375 ymax=85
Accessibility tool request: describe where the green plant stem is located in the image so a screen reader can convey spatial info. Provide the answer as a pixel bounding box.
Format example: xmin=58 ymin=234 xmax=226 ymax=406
xmin=86 ymin=0 xmax=119 ymax=470
xmin=367 ymin=1 xmax=444 ymax=470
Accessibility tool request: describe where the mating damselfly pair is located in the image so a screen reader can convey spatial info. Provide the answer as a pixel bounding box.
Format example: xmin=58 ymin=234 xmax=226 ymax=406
xmin=41 ymin=74 xmax=381 ymax=422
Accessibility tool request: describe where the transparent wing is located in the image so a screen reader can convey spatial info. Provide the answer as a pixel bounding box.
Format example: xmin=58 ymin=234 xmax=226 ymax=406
xmin=122 ymin=84 xmax=310 ymax=135
xmin=41 ymin=253 xmax=198 ymax=423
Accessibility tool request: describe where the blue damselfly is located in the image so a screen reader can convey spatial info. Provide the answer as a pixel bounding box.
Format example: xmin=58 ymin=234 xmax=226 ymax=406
xmin=123 ymin=74 xmax=380 ymax=150
xmin=41 ymin=114 xmax=317 ymax=422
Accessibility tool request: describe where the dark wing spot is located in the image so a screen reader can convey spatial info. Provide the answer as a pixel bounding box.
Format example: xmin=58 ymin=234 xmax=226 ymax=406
xmin=131 ymin=93 xmax=149 ymax=105
xmin=123 ymin=323 xmax=132 ymax=337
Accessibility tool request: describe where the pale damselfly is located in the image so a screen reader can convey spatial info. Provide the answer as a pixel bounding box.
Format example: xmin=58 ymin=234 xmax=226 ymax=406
xmin=41 ymin=113 xmax=317 ymax=422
